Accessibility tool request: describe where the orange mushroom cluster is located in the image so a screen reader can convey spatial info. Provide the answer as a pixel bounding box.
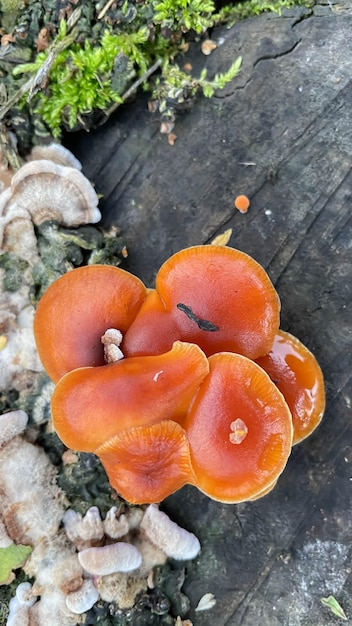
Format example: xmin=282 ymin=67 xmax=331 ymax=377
xmin=34 ymin=245 xmax=325 ymax=505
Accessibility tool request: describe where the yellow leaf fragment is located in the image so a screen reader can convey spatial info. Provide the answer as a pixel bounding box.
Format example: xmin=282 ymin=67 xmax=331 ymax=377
xmin=211 ymin=229 xmax=232 ymax=246
xmin=0 ymin=544 xmax=32 ymax=585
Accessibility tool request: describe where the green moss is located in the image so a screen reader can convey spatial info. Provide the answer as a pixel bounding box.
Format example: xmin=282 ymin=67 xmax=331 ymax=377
xmin=2 ymin=0 xmax=313 ymax=150
xmin=215 ymin=0 xmax=314 ymax=24
xmin=0 ymin=0 xmax=24 ymax=30
xmin=150 ymin=0 xmax=216 ymax=33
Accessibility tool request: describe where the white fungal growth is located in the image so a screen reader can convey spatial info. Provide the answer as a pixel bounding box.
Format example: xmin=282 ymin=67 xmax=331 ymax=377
xmin=0 ymin=516 xmax=13 ymax=547
xmin=98 ymin=572 xmax=148 ymax=607
xmin=16 ymin=582 xmax=37 ymax=608
xmin=10 ymin=159 xmax=101 ymax=226
xmin=229 ymin=418 xmax=248 ymax=444
xmin=29 ymin=587 xmax=82 ymax=626
xmin=66 ymin=579 xmax=99 ymax=614
xmin=140 ymin=504 xmax=201 ymax=560
xmin=101 ymin=328 xmax=124 ymax=363
xmin=62 ymin=507 xmax=104 ymax=549
xmin=80 ymin=506 xmax=104 ymax=541
xmin=103 ymin=507 xmax=129 ymax=539
xmin=0 ymin=410 xmax=28 ymax=446
xmin=0 ymin=436 xmax=66 ymax=545
xmin=78 ymin=542 xmax=142 ymax=576
xmin=6 ymin=596 xmax=30 ymax=626
xmin=29 ymin=144 xmax=83 ymax=170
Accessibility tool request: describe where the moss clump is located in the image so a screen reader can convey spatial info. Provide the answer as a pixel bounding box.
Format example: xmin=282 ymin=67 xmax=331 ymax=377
xmin=0 ymin=0 xmax=313 ymax=154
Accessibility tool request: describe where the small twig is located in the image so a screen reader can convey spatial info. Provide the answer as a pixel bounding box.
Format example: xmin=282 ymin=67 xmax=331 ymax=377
xmin=104 ymin=58 xmax=163 ymax=119
xmin=0 ymin=123 xmax=23 ymax=170
xmin=97 ymin=0 xmax=116 ymax=20
xmin=0 ymin=8 xmax=82 ymax=122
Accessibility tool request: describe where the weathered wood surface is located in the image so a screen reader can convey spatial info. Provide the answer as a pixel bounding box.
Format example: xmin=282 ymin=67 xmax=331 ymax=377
xmin=69 ymin=3 xmax=352 ymax=625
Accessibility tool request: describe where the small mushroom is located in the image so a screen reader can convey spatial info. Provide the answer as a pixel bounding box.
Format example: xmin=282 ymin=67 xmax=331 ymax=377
xmin=96 ymin=420 xmax=194 ymax=504
xmin=184 ymin=352 xmax=293 ymax=503
xmin=51 ymin=341 xmax=209 ymax=452
xmin=123 ymin=245 xmax=280 ymax=360
xmin=34 ymin=264 xmax=147 ymax=382
xmin=234 ymin=194 xmax=250 ymax=213
xmin=78 ymin=542 xmax=142 ymax=576
xmin=255 ymin=329 xmax=325 ymax=444
xmin=140 ymin=504 xmax=201 ymax=560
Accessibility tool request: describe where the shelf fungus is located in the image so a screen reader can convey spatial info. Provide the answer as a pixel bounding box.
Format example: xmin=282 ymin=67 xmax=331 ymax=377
xmin=140 ymin=504 xmax=201 ymax=560
xmin=0 ymin=146 xmax=101 ymax=268
xmin=78 ymin=542 xmax=142 ymax=576
xmin=33 ymin=244 xmax=325 ymax=505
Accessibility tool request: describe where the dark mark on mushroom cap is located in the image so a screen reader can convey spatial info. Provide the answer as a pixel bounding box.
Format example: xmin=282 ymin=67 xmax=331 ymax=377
xmin=176 ymin=303 xmax=220 ymax=332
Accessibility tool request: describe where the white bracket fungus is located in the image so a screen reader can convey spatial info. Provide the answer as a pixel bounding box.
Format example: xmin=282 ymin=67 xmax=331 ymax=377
xmin=78 ymin=542 xmax=142 ymax=576
xmin=140 ymin=504 xmax=201 ymax=560
xmin=65 ymin=579 xmax=99 ymax=615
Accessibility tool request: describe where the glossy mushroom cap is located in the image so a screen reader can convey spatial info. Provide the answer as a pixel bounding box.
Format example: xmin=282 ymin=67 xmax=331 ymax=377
xmin=51 ymin=341 xmax=209 ymax=452
xmin=123 ymin=245 xmax=280 ymax=360
xmin=255 ymin=330 xmax=325 ymax=444
xmin=184 ymin=352 xmax=293 ymax=503
xmin=34 ymin=265 xmax=147 ymax=382
xmin=96 ymin=421 xmax=194 ymax=504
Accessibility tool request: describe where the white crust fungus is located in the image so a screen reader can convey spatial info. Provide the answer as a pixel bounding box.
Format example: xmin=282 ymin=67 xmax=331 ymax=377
xmin=29 ymin=144 xmax=83 ymax=170
xmin=9 ymin=159 xmax=101 ymax=226
xmin=78 ymin=542 xmax=142 ymax=576
xmin=0 ymin=410 xmax=28 ymax=446
xmin=0 ymin=145 xmax=101 ymax=393
xmin=140 ymin=504 xmax=201 ymax=560
xmin=103 ymin=507 xmax=130 ymax=539
xmin=66 ymin=579 xmax=99 ymax=615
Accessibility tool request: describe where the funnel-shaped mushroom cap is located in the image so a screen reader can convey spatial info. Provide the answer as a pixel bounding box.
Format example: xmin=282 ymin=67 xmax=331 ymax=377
xmin=184 ymin=352 xmax=293 ymax=503
xmin=122 ymin=289 xmax=180 ymax=358
xmin=123 ymin=245 xmax=280 ymax=360
xmin=34 ymin=265 xmax=147 ymax=382
xmin=96 ymin=421 xmax=194 ymax=504
xmin=255 ymin=330 xmax=325 ymax=444
xmin=51 ymin=341 xmax=209 ymax=452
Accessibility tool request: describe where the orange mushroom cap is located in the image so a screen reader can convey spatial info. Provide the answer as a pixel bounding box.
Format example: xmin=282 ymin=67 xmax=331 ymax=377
xmin=184 ymin=352 xmax=293 ymax=503
xmin=122 ymin=289 xmax=180 ymax=358
xmin=124 ymin=245 xmax=281 ymax=360
xmin=96 ymin=420 xmax=194 ymax=504
xmin=255 ymin=330 xmax=325 ymax=444
xmin=234 ymin=194 xmax=250 ymax=213
xmin=34 ymin=265 xmax=147 ymax=382
xmin=51 ymin=341 xmax=209 ymax=452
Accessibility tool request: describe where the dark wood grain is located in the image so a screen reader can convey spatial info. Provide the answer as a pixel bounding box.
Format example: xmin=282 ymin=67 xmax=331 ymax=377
xmin=69 ymin=4 xmax=352 ymax=624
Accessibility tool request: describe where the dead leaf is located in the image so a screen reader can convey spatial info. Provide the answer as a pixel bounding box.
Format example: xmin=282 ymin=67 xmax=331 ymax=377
xmin=211 ymin=228 xmax=232 ymax=246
